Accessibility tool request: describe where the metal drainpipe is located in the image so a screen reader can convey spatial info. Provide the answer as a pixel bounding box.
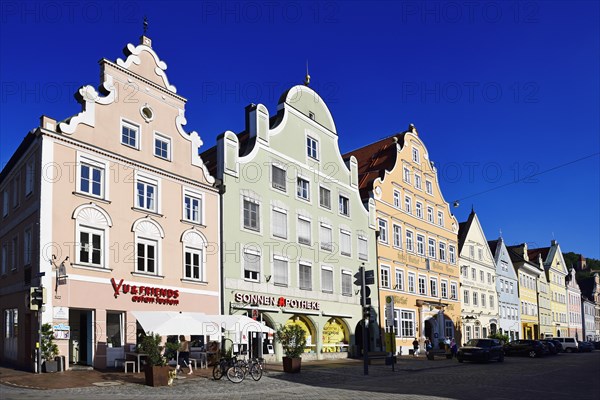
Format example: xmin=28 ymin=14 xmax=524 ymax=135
xmin=217 ymin=182 xmax=226 ymax=317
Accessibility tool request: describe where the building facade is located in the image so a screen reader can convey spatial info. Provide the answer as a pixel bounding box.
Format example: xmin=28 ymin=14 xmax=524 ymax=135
xmin=566 ymin=267 xmax=583 ymax=339
xmin=489 ymin=238 xmax=520 ymax=341
xmin=204 ymin=85 xmax=378 ymax=361
xmin=0 ymin=35 xmax=220 ymax=371
xmin=346 ymin=125 xmax=460 ymax=354
xmin=457 ymin=211 xmax=500 ymax=344
xmin=529 ymin=241 xmax=569 ymax=338
xmin=507 ymin=244 xmax=543 ymax=339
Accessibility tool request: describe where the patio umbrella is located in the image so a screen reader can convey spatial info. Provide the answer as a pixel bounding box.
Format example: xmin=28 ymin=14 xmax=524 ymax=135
xmin=132 ymin=311 xmax=221 ymax=336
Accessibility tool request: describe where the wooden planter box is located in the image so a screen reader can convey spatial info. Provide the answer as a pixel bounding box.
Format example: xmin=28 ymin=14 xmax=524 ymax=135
xmin=144 ymin=365 xmax=170 ymax=386
xmin=282 ymin=356 xmax=301 ymax=373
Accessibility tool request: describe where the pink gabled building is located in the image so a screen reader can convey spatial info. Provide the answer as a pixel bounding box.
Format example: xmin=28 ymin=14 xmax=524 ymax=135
xmin=566 ymin=267 xmax=583 ymax=340
xmin=0 ymin=35 xmax=220 ymax=371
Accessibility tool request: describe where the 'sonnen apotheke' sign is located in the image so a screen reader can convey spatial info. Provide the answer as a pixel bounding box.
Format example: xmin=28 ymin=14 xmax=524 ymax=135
xmin=111 ymin=278 xmax=179 ymax=306
xmin=234 ymin=292 xmax=320 ymax=310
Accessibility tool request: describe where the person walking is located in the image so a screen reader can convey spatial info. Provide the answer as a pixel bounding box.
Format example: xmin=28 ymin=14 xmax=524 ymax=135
xmin=176 ymin=335 xmax=193 ymax=375
xmin=412 ymin=338 xmax=420 ymax=356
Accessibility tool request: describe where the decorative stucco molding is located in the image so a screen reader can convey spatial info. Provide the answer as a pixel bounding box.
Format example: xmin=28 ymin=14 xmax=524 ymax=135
xmin=116 ymin=42 xmax=177 ymax=93
xmin=176 ymin=109 xmax=216 ymax=185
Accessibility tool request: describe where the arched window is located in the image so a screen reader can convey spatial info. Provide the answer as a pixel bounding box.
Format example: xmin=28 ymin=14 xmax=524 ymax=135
xmin=72 ymin=204 xmax=113 ymax=268
xmin=132 ymin=217 xmax=164 ymax=276
xmin=181 ymin=229 xmax=206 ymax=282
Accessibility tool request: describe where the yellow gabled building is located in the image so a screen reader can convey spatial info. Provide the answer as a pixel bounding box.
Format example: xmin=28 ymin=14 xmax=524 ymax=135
xmin=344 ymin=124 xmax=460 ymax=355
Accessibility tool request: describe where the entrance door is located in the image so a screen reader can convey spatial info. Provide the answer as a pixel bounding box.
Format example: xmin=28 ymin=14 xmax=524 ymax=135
xmin=69 ymin=309 xmax=94 ymax=366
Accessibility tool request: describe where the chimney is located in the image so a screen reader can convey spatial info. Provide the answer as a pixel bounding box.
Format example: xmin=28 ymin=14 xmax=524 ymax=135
xmin=551 ymin=239 xmax=557 ymax=246
xmin=140 ymin=35 xmax=152 ymax=47
xmin=40 ymin=115 xmax=57 ymax=132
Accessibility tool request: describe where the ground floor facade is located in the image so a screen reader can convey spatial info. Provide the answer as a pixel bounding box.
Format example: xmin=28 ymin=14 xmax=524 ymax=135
xmin=522 ymin=321 xmax=540 ymax=339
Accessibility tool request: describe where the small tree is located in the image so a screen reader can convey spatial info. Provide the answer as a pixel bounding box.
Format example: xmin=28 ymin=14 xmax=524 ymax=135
xmin=488 ymin=332 xmax=509 ymax=344
xmin=275 ymin=324 xmax=307 ymax=359
xmin=137 ymin=332 xmax=167 ymax=366
xmin=40 ymin=323 xmax=59 ymax=361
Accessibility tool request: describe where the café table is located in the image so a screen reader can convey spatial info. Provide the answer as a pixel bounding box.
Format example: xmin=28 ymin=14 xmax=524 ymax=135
xmin=125 ymin=352 xmax=147 ymax=373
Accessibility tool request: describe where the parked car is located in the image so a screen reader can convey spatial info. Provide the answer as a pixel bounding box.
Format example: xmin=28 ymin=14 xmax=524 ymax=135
xmin=457 ymin=339 xmax=505 ymax=363
xmin=592 ymin=341 xmax=600 ymax=350
xmin=542 ymin=340 xmax=558 ymax=355
xmin=504 ymin=340 xmax=546 ymax=358
xmin=541 ymin=339 xmax=562 ymax=354
xmin=552 ymin=337 xmax=579 ymax=353
xmin=577 ymin=341 xmax=594 ymax=352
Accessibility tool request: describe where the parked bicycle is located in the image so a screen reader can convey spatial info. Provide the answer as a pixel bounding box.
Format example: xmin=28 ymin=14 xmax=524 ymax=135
xmin=212 ymin=356 xmax=236 ymax=381
xmin=234 ymin=357 xmax=263 ymax=381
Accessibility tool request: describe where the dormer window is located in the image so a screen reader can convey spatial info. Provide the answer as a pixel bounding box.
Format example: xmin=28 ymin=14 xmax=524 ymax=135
xmin=307 ymin=136 xmax=319 ymax=160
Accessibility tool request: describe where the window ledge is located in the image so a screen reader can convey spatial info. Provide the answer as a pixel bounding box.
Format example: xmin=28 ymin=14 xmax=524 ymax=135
xmin=72 ymin=264 xmax=112 ymax=273
xmin=180 ymin=278 xmax=208 ymax=285
xmin=72 ymin=191 xmax=111 ymax=204
xmin=131 ymin=272 xmax=165 ymax=279
xmin=131 ymin=207 xmax=163 ymax=217
xmin=180 ymin=219 xmax=206 ymax=228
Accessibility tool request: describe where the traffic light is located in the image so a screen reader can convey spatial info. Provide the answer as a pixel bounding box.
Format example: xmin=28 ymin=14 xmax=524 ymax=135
xmin=354 ymin=267 xmax=373 ymax=307
xmin=363 ymin=306 xmax=371 ymax=321
xmin=353 ymin=266 xmax=364 ymax=287
xmin=29 ymin=287 xmax=46 ymax=311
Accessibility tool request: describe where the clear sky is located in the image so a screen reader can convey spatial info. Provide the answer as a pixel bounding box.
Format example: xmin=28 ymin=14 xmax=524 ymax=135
xmin=1 ymin=1 xmax=598 ymax=258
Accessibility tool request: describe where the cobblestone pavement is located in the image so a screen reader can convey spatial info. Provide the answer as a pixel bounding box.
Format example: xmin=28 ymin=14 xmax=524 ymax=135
xmin=1 ymin=352 xmax=598 ymax=400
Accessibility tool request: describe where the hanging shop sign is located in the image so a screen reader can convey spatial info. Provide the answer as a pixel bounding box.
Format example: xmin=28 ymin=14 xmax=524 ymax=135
xmin=110 ymin=278 xmax=179 ymax=306
xmin=233 ymin=292 xmax=320 ymax=311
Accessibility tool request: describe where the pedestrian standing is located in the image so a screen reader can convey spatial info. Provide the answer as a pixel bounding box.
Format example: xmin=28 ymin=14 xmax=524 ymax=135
xmin=450 ymin=337 xmax=458 ymax=358
xmin=412 ymin=338 xmax=419 ymax=356
xmin=176 ymin=335 xmax=193 ymax=375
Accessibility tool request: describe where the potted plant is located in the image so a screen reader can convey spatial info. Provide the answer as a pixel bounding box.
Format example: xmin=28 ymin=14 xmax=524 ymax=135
xmin=137 ymin=332 xmax=170 ymax=386
xmin=40 ymin=323 xmax=59 ymax=373
xmin=275 ymin=323 xmax=306 ymax=373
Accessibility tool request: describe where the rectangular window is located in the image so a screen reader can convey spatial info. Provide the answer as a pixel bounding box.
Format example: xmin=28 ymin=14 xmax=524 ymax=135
xmin=466 ymin=326 xmax=472 ymax=341
xmin=489 ymin=295 xmax=494 ymax=309
xmin=470 ymin=245 xmax=474 ymax=258
xmin=437 ymin=211 xmax=444 ymax=226
xmin=121 ymin=121 xmax=139 ymax=148
xmin=464 ymin=290 xmax=470 ymax=305
xmin=339 ymin=195 xmax=350 ymax=216
xmin=184 ymin=247 xmax=202 ymax=280
xmin=272 ymin=208 xmax=287 ymax=239
xmin=449 ymin=245 xmax=456 ymax=264
xmin=480 ymin=270 xmax=484 ymax=282
xmin=473 ymin=292 xmax=478 ymax=306
xmin=243 ymin=199 xmax=260 ymax=231
xmin=412 ymin=147 xmax=420 ymax=163
xmin=478 ymin=248 xmax=483 ymax=260
xmin=1 ymin=244 xmax=7 ymax=275
xmin=136 ymin=179 xmax=157 ymax=212
xmin=297 ymin=217 xmax=311 ymax=245
xmin=273 ymin=258 xmax=288 ymax=286
xmin=406 ymin=230 xmax=414 ymax=252
xmin=340 ymin=230 xmax=351 ymax=256
xmin=471 ymin=268 xmax=476 ymax=280
xmin=25 ymin=160 xmax=34 ymax=196
xmin=393 ymin=190 xmax=401 ymax=208
xmin=4 ymin=309 xmax=18 ymax=339
xmin=450 ymin=282 xmax=457 ymax=300
xmin=487 ymin=273 xmax=491 ymax=284
xmin=184 ymin=193 xmax=202 ymax=224
xmin=319 ymin=186 xmax=331 ymax=209
xmin=2 ymin=191 xmax=8 ymax=217
xmin=408 ymin=272 xmax=416 ymax=293
xmin=481 ymin=293 xmax=486 ymax=307
xmin=358 ymin=236 xmax=368 ymax=261
xmin=416 ymin=235 xmax=425 ymax=255
xmin=414 ymin=174 xmax=422 ymax=189
xmin=243 ymin=250 xmax=260 ymax=281
xmin=380 ymin=266 xmax=390 ymax=288
xmin=416 ymin=202 xmax=423 ymax=218
xmin=393 ymin=224 xmax=402 ymax=248
xmin=510 ymin=282 xmax=514 ymax=294
xmin=10 ymin=237 xmax=17 ymax=271
xmin=80 ymin=229 xmax=102 ymax=267
xmin=297 ymin=177 xmax=310 ymax=200
xmin=272 ymin=165 xmax=286 ymax=191
xmin=426 ymin=180 xmax=433 ymax=194
xmin=342 ymin=270 xmax=352 ymax=296
xmin=395 ymin=269 xmax=404 ymax=291
xmin=154 ymin=134 xmax=171 ymax=160
xmin=401 ymin=310 xmax=416 ymax=337
xmin=321 ymin=267 xmax=333 ymax=293
xmin=307 ymin=136 xmax=319 ymax=160
xmin=441 ymin=280 xmax=448 ymax=298
xmin=428 ymin=238 xmax=436 ymax=259
xmin=403 ymin=167 xmax=411 ymax=183
xmin=439 ymin=242 xmax=446 ymax=262
xmin=299 ymin=263 xmax=312 ymax=290
xmin=474 ymin=326 xmax=480 ymax=338
xmin=418 ymin=275 xmax=427 ymax=295
xmin=445 ymin=320 xmax=453 ymax=338
xmin=136 ymin=239 xmax=156 ymax=273
xmin=404 ymin=196 xmax=412 ymax=213
xmin=427 ymin=206 xmax=434 ymax=222
xmin=430 ymin=278 xmax=438 ymax=297
xmin=12 ymin=176 xmax=19 ymax=208
xmin=378 ymin=219 xmax=388 ymax=244
xmin=320 ymin=224 xmax=332 ymax=251
xmin=80 ymin=163 xmax=104 ymax=197
xmin=23 ymin=228 xmax=32 ymax=266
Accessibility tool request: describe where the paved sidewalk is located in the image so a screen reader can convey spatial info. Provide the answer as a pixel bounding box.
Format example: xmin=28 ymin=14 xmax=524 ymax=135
xmin=0 ymin=354 xmax=458 ymax=390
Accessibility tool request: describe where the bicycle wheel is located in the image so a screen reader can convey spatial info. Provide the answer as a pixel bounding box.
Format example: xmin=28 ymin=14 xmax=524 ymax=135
xmin=213 ymin=363 xmax=224 ymax=380
xmin=226 ymin=366 xmax=245 ymax=383
xmin=250 ymin=363 xmax=262 ymax=381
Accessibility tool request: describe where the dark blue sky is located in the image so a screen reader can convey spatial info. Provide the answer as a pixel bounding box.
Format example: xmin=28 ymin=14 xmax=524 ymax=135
xmin=1 ymin=1 xmax=598 ymax=258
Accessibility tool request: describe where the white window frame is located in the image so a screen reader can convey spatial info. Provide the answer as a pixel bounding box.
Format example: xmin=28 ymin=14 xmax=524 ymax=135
xmin=183 ymin=245 xmax=204 ymax=281
xmin=378 ymin=218 xmax=388 ymax=244
xmin=25 ymin=159 xmax=34 ymax=196
xmin=418 ymin=275 xmax=427 ymax=295
xmin=439 ymin=241 xmax=446 ymax=262
xmin=464 ymin=290 xmax=470 ymax=305
xmin=338 ymin=195 xmax=350 ymax=217
xmin=425 ymin=180 xmax=433 ymax=195
xmin=358 ymin=236 xmax=368 ymax=261
xmin=430 ymin=277 xmax=438 ymax=297
xmin=406 ymin=230 xmax=414 ymax=252
xmin=134 ymin=172 xmax=160 ymax=213
xmin=400 ymin=309 xmax=416 ymax=338
xmin=153 ymin=132 xmax=172 ymax=161
xmin=306 ymin=136 xmax=319 ymax=160
xmin=341 ymin=269 xmax=352 ymax=296
xmin=412 ymin=147 xmax=420 ymax=163
xmin=393 ymin=189 xmax=401 ymax=208
xmin=242 ymin=198 xmax=260 ymax=232
xmin=395 ymin=268 xmax=405 ymax=291
xmin=437 ymin=210 xmax=444 ymax=226
xmin=414 ymin=174 xmax=422 ymax=190
xmin=428 ymin=238 xmax=436 ymax=259
xmin=450 ymin=282 xmax=458 ymax=300
xmin=404 ymin=196 xmax=412 ymax=214
xmin=340 ymin=229 xmax=352 ymax=257
xmin=297 ymin=216 xmax=312 ymax=245
xmin=273 ymin=256 xmax=289 ymax=286
xmin=136 ymin=237 xmax=158 ymax=274
xmin=449 ymin=245 xmax=456 ymax=264
xmin=296 ymin=176 xmax=310 ymax=201
xmin=271 ymin=207 xmax=288 ymax=239
xmin=408 ymin=272 xmax=416 ymax=293
xmin=427 ymin=206 xmax=434 ymax=223
xmin=393 ymin=224 xmax=402 ymax=248
xmin=183 ymin=188 xmax=203 ymax=225
xmin=321 ymin=265 xmax=334 ymax=293
xmin=319 ymin=185 xmax=331 ymax=209
xmin=299 ymin=262 xmax=312 ymax=290
xmin=415 ymin=201 xmax=423 ymax=218
xmin=403 ymin=166 xmax=411 ymax=183
xmin=320 ymin=223 xmax=333 ymax=252
xmin=23 ymin=227 xmax=32 ymax=266
xmin=416 ymin=234 xmax=425 ymax=256
xmin=76 ymin=152 xmax=109 ymax=200
xmin=271 ymin=164 xmax=287 ymax=192
xmin=441 ymin=279 xmax=448 ymax=298
xmin=243 ymin=247 xmax=261 ymax=282
xmin=380 ymin=265 xmax=390 ymax=288
xmin=121 ymin=119 xmax=140 ymax=149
